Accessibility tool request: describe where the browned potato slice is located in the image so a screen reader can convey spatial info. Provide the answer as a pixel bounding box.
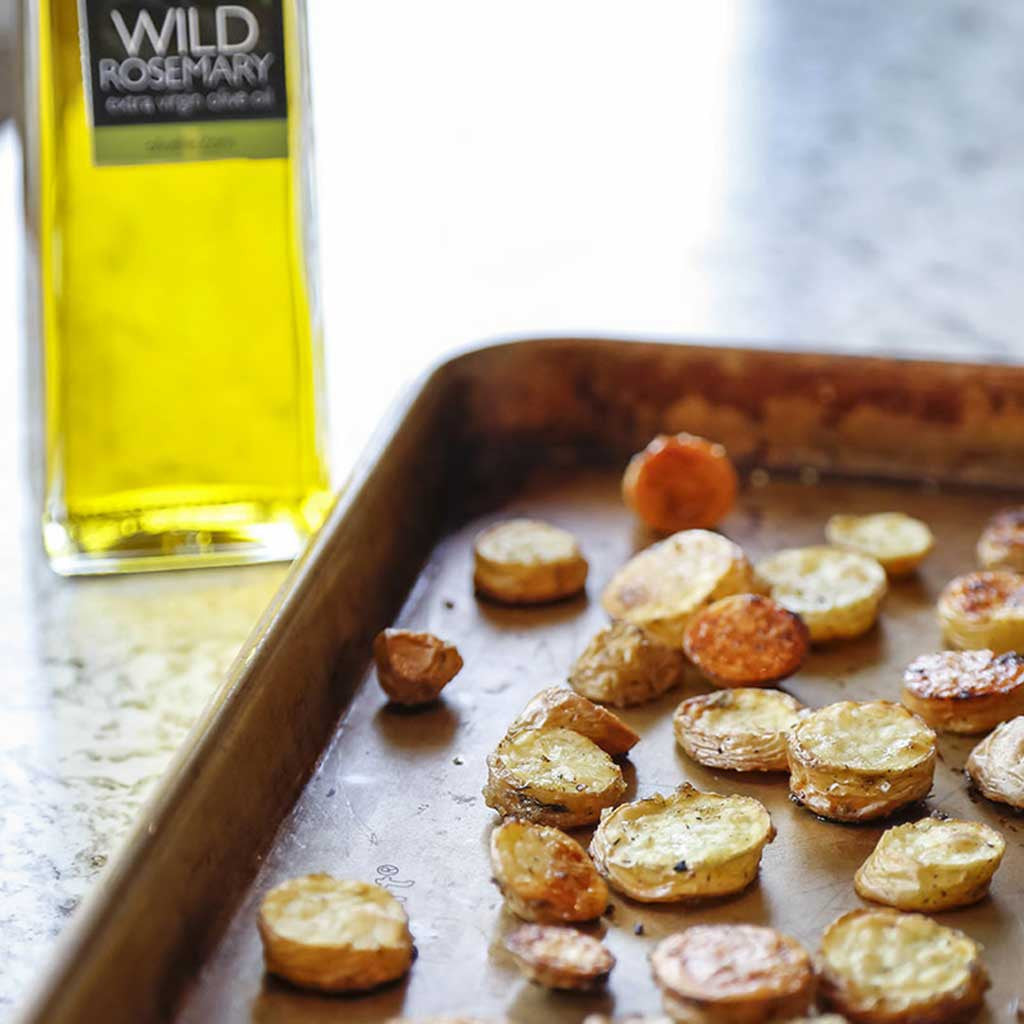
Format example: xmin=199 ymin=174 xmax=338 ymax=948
xmin=258 ymin=875 xmax=413 ymax=993
xmin=937 ymin=570 xmax=1024 ymax=653
xmin=509 ymin=687 xmax=639 ymax=757
xmin=966 ymin=715 xmax=1024 ymax=809
xmin=682 ymin=594 xmax=809 ymax=687
xmin=504 ymin=924 xmax=614 ymax=990
xmin=490 ymin=820 xmax=608 ymax=923
xmin=819 ymin=909 xmax=988 ymax=1024
xmin=569 ymin=621 xmax=689 ymax=707
xmin=483 ymin=727 xmax=626 ymax=828
xmin=901 ymin=650 xmax=1024 ymax=734
xmin=977 ymin=507 xmax=1024 ymax=571
xmin=650 ymin=925 xmax=815 ymax=1024
xmin=373 ymin=629 xmax=463 ymax=705
xmin=787 ymin=701 xmax=936 ymax=822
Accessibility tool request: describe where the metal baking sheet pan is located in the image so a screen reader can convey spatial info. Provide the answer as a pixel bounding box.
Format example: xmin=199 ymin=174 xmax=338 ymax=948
xmin=19 ymin=339 xmax=1024 ymax=1024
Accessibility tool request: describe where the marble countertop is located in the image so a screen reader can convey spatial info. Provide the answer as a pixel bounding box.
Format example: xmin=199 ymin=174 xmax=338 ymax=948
xmin=2 ymin=0 xmax=1024 ymax=1017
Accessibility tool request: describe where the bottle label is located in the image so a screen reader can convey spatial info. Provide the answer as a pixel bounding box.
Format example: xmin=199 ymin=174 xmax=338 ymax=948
xmin=78 ymin=1 xmax=289 ymax=166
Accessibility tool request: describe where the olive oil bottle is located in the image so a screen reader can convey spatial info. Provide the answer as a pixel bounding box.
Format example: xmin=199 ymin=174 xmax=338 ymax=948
xmin=23 ymin=0 xmax=331 ymax=574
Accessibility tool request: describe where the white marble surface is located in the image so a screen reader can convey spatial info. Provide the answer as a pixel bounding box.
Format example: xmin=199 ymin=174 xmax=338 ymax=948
xmin=2 ymin=0 xmax=1024 ymax=1017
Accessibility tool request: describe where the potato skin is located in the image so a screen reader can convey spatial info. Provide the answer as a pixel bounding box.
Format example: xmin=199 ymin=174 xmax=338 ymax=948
xmin=937 ymin=570 xmax=1024 ymax=653
xmin=373 ymin=629 xmax=463 ymax=705
xmin=977 ymin=507 xmax=1024 ymax=571
xmin=966 ymin=715 xmax=1024 ymax=809
xmin=504 ymin=924 xmax=614 ymax=990
xmin=508 ymin=687 xmax=639 ymax=757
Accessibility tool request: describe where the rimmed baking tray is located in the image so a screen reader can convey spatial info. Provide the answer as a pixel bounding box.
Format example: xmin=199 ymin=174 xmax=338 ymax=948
xmin=18 ymin=338 xmax=1024 ymax=1024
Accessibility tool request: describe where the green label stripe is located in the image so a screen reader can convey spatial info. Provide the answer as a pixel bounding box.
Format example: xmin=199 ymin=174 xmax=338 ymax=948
xmin=93 ymin=119 xmax=288 ymax=166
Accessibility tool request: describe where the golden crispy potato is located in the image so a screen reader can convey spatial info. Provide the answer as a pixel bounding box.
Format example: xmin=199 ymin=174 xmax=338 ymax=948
xmin=504 ymin=924 xmax=614 ymax=990
xmin=901 ymin=650 xmax=1024 ymax=734
xmin=489 ymin=820 xmax=608 ymax=923
xmin=825 ymin=513 xmax=934 ymax=577
xmin=682 ymin=594 xmax=809 ymax=687
xmin=937 ymin=570 xmax=1024 ymax=653
xmin=756 ymin=546 xmax=887 ymax=643
xmin=650 ymin=925 xmax=815 ymax=1024
xmin=373 ymin=629 xmax=463 ymax=705
xmin=787 ymin=701 xmax=936 ymax=822
xmin=977 ymin=507 xmax=1024 ymax=572
xmin=819 ymin=909 xmax=988 ymax=1024
xmin=603 ymin=530 xmax=763 ymax=647
xmin=673 ymin=688 xmax=806 ymax=772
xmin=569 ymin=621 xmax=689 ymax=707
xmin=854 ymin=817 xmax=1005 ymax=912
xmin=589 ymin=783 xmax=774 ymax=903
xmin=509 ymin=687 xmax=639 ymax=757
xmin=258 ymin=875 xmax=413 ymax=993
xmin=483 ymin=727 xmax=626 ymax=828
xmin=966 ymin=715 xmax=1024 ymax=809
xmin=473 ymin=519 xmax=588 ymax=604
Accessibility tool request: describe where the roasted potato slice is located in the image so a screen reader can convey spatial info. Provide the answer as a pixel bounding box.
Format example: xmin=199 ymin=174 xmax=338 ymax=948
xmin=966 ymin=715 xmax=1024 ymax=809
xmin=473 ymin=519 xmax=588 ymax=604
xmin=589 ymin=783 xmax=774 ymax=903
xmin=258 ymin=875 xmax=413 ymax=993
xmin=901 ymin=650 xmax=1024 ymax=734
xmin=603 ymin=530 xmax=763 ymax=647
xmin=504 ymin=924 xmax=614 ymax=990
xmin=937 ymin=570 xmax=1024 ymax=653
xmin=569 ymin=621 xmax=689 ymax=707
xmin=483 ymin=727 xmax=626 ymax=827
xmin=825 ymin=513 xmax=934 ymax=577
xmin=509 ymin=687 xmax=639 ymax=757
xmin=650 ymin=925 xmax=815 ymax=1024
xmin=977 ymin=507 xmax=1024 ymax=572
xmin=787 ymin=701 xmax=936 ymax=822
xmin=682 ymin=594 xmax=809 ymax=687
xmin=756 ymin=546 xmax=887 ymax=643
xmin=819 ymin=909 xmax=988 ymax=1024
xmin=490 ymin=820 xmax=608 ymax=923
xmin=854 ymin=817 xmax=1005 ymax=912
xmin=373 ymin=629 xmax=463 ymax=705
xmin=673 ymin=688 xmax=806 ymax=772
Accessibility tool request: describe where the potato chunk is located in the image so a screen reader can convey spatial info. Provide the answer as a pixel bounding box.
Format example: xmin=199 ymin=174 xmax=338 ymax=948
xmin=937 ymin=570 xmax=1024 ymax=653
xmin=825 ymin=512 xmax=934 ymax=577
xmin=966 ymin=715 xmax=1024 ymax=809
xmin=977 ymin=506 xmax=1024 ymax=571
xmin=373 ymin=629 xmax=463 ymax=705
xmin=504 ymin=924 xmax=614 ymax=990
xmin=508 ymin=687 xmax=639 ymax=757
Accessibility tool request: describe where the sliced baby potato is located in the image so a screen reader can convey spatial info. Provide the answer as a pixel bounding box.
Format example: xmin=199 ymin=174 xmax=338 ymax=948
xmin=483 ymin=727 xmax=626 ymax=828
xmin=854 ymin=817 xmax=1005 ymax=912
xmin=819 ymin=909 xmax=988 ymax=1024
xmin=474 ymin=518 xmax=588 ymax=604
xmin=589 ymin=783 xmax=774 ymax=903
xmin=825 ymin=512 xmax=934 ymax=577
xmin=966 ymin=715 xmax=1024 ymax=809
xmin=569 ymin=621 xmax=689 ymax=707
xmin=682 ymin=593 xmax=809 ymax=687
xmin=756 ymin=546 xmax=887 ymax=643
xmin=373 ymin=629 xmax=463 ymax=705
xmin=489 ymin=820 xmax=608 ymax=923
xmin=901 ymin=649 xmax=1024 ymax=734
xmin=787 ymin=701 xmax=936 ymax=822
xmin=504 ymin=924 xmax=614 ymax=991
xmin=977 ymin=506 xmax=1024 ymax=572
xmin=937 ymin=570 xmax=1024 ymax=653
xmin=673 ymin=688 xmax=806 ymax=772
xmin=603 ymin=529 xmax=763 ymax=647
xmin=258 ymin=875 xmax=413 ymax=993
xmin=509 ymin=686 xmax=639 ymax=757
xmin=650 ymin=925 xmax=815 ymax=1024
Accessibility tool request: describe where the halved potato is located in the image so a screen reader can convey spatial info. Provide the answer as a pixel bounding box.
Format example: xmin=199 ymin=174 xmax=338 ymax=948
xmin=489 ymin=820 xmax=608 ymax=923
xmin=508 ymin=687 xmax=639 ymax=757
xmin=373 ymin=629 xmax=463 ymax=705
xmin=474 ymin=519 xmax=588 ymax=604
xmin=937 ymin=570 xmax=1024 ymax=653
xmin=901 ymin=650 xmax=1024 ymax=734
xmin=787 ymin=701 xmax=936 ymax=822
xmin=483 ymin=727 xmax=626 ymax=827
xmin=977 ymin=507 xmax=1024 ymax=571
xmin=673 ymin=688 xmax=806 ymax=772
xmin=603 ymin=530 xmax=763 ymax=647
xmin=966 ymin=715 xmax=1024 ymax=809
xmin=650 ymin=925 xmax=815 ymax=1024
xmin=569 ymin=621 xmax=689 ymax=707
xmin=756 ymin=546 xmax=887 ymax=643
xmin=504 ymin=924 xmax=614 ymax=990
xmin=819 ymin=909 xmax=988 ymax=1024
xmin=825 ymin=513 xmax=934 ymax=577
xmin=589 ymin=783 xmax=774 ymax=903
xmin=258 ymin=875 xmax=413 ymax=993
xmin=854 ymin=817 xmax=1005 ymax=912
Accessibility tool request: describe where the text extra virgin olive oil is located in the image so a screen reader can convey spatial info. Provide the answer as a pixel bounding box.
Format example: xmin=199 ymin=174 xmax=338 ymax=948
xmin=25 ymin=0 xmax=331 ymax=574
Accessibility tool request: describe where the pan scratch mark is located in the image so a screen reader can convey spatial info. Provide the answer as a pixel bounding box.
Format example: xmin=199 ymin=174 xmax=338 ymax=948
xmin=338 ymin=784 xmax=379 ymax=846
